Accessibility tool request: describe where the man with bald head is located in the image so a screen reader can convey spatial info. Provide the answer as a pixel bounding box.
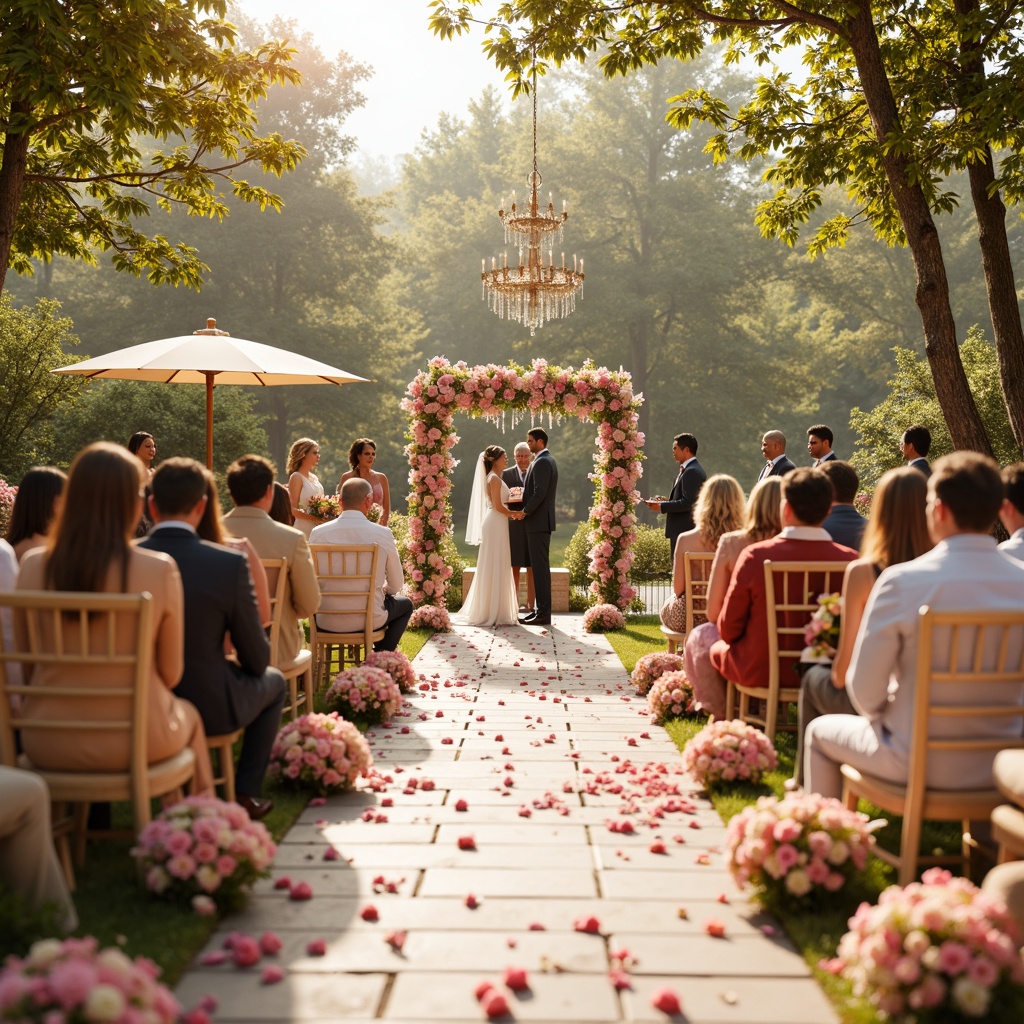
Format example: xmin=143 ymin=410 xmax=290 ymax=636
xmin=757 ymin=430 xmax=796 ymax=483
xmin=310 ymin=477 xmax=412 ymax=651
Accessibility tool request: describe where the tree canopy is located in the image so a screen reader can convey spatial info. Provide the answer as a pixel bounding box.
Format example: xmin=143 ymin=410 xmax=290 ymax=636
xmin=0 ymin=0 xmax=305 ymax=291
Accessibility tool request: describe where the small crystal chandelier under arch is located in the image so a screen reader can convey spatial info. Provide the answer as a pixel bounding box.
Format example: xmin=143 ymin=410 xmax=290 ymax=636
xmin=481 ymin=58 xmax=584 ymax=337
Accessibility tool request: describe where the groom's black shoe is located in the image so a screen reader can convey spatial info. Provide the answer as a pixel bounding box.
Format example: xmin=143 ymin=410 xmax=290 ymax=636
xmin=519 ymin=610 xmax=538 ymax=624
xmin=529 ymin=615 xmax=552 ymax=625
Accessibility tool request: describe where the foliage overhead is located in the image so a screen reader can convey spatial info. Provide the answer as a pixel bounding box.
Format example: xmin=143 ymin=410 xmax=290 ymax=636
xmin=0 ymin=0 xmax=306 ymax=291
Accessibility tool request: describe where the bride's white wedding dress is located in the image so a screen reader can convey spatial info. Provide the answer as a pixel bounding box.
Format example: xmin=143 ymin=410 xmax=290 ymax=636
xmin=458 ymin=473 xmax=519 ymax=627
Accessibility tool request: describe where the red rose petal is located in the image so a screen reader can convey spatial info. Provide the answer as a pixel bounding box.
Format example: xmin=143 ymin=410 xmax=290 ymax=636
xmin=261 ymin=965 xmax=285 ymax=985
xmin=289 ymin=882 xmax=313 ymax=901
xmin=474 ymin=980 xmax=496 ymax=1001
xmin=465 ymin=893 xmax=480 ymax=909
xmin=458 ymin=835 xmax=477 ymax=850
xmin=455 ymin=799 xmax=469 ymax=812
xmin=650 ymin=987 xmax=682 ymax=1015
xmin=259 ymin=932 xmax=282 ymax=956
xmin=305 ymin=938 xmax=327 ymax=956
xmin=573 ymin=914 xmax=601 ymax=934
xmin=503 ymin=966 xmax=529 ymax=991
xmin=704 ymin=918 xmax=727 ymax=938
xmin=273 ymin=876 xmax=291 ymax=890
xmin=360 ymin=904 xmax=379 ymax=922
xmin=482 ymin=991 xmax=509 ymax=1019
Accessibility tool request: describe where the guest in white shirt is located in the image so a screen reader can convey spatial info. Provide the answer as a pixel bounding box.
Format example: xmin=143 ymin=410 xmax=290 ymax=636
xmin=805 ymin=452 xmax=1024 ymax=799
xmin=999 ymin=462 xmax=1024 ymax=564
xmin=310 ymin=478 xmax=412 ymax=651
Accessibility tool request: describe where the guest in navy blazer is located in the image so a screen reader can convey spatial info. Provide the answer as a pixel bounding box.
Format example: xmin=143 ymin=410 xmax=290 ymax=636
xmin=645 ymin=432 xmax=707 ymax=556
xmin=820 ymin=461 xmax=866 ymax=552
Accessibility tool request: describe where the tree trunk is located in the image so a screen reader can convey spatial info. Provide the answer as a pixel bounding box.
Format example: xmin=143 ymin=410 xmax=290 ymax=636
xmin=0 ymin=100 xmax=32 ymax=293
xmin=846 ymin=2 xmax=993 ymax=454
xmin=955 ymin=0 xmax=1024 ymax=455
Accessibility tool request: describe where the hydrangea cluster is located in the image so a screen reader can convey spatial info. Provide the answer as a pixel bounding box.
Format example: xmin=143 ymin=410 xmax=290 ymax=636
xmin=726 ymin=792 xmax=879 ymax=904
xmin=268 ymin=711 xmax=373 ymax=795
xmin=647 ymin=669 xmax=695 ymax=724
xmin=582 ymin=603 xmax=626 ymax=632
xmin=408 ymin=604 xmax=452 ymax=632
xmin=681 ymin=719 xmax=778 ymax=788
xmin=0 ymin=937 xmax=182 ymax=1023
xmin=630 ymin=651 xmax=686 ymax=696
xmin=826 ymin=868 xmax=1024 ymax=1021
xmin=401 ymin=357 xmax=644 ymax=610
xmin=364 ymin=649 xmax=418 ymax=693
xmin=325 ymin=665 xmax=402 ymax=725
xmin=131 ymin=795 xmax=276 ymax=911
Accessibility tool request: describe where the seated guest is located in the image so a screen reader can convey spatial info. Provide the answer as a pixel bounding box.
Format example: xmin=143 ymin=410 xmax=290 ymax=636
xmin=310 ymin=478 xmax=412 ymax=651
xmin=141 ymin=457 xmax=285 ymax=820
xmin=0 ymin=538 xmax=16 ymax=683
xmin=196 ymin=473 xmax=271 ymax=628
xmin=820 ymin=461 xmax=867 ymax=552
xmin=697 ymin=470 xmax=857 ymax=718
xmin=5 ymin=466 xmax=66 ymax=562
xmin=16 ymin=443 xmax=212 ymax=794
xmin=900 ymin=423 xmax=932 ymax=476
xmin=999 ymin=462 xmax=1024 ymax=563
xmin=659 ymin=475 xmax=744 ymax=634
xmin=269 ymin=481 xmax=295 ymax=527
xmin=0 ymin=767 xmax=77 ymax=933
xmin=805 ymin=452 xmax=1024 ymax=800
xmin=685 ymin=477 xmax=783 ymax=718
xmin=792 ymin=467 xmax=931 ymax=787
xmin=223 ymin=455 xmax=320 ymax=667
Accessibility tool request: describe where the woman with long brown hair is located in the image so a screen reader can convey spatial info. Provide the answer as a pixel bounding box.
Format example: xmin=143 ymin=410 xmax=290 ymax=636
xmin=791 ymin=466 xmax=931 ymax=788
xmin=16 ymin=443 xmax=213 ymax=793
xmin=338 ymin=438 xmax=390 ymax=526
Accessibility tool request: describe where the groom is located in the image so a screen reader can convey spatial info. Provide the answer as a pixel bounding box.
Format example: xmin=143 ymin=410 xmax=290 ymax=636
xmin=520 ymin=428 xmax=558 ymax=625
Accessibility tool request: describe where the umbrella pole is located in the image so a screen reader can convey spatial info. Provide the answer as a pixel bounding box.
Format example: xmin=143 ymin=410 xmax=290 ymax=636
xmin=205 ymin=372 xmax=214 ymax=469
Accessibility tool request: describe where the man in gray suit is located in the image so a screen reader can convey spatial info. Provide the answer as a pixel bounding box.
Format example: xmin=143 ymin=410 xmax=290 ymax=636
xmin=520 ymin=428 xmax=558 ymax=625
xmin=806 ymin=452 xmax=1024 ymax=799
xmin=141 ymin=458 xmax=285 ymax=821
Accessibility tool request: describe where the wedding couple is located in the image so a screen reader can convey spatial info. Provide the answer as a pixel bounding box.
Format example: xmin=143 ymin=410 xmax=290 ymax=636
xmin=458 ymin=428 xmax=558 ymax=628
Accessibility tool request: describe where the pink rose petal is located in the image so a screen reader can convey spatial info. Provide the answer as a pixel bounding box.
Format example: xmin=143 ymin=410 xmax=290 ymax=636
xmin=482 ymin=990 xmax=509 ymax=1019
xmin=360 ymin=904 xmax=380 ymax=922
xmin=259 ymin=932 xmax=283 ymax=956
xmin=573 ymin=914 xmax=601 ymax=934
xmin=305 ymin=938 xmax=327 ymax=957
xmin=651 ymin=987 xmax=682 ymax=1015
xmin=503 ymin=966 xmax=529 ymax=991
xmin=704 ymin=918 xmax=727 ymax=938
xmin=261 ymin=965 xmax=285 ymax=985
xmin=289 ymin=881 xmax=313 ymax=900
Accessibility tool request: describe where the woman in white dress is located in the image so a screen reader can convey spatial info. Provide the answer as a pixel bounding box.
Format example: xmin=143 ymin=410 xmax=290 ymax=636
xmin=458 ymin=446 xmax=524 ymax=627
xmin=287 ymin=437 xmax=326 ymax=539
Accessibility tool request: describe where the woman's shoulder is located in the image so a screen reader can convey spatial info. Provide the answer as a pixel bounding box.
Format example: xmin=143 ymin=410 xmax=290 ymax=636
xmin=130 ymin=545 xmax=179 ymax=577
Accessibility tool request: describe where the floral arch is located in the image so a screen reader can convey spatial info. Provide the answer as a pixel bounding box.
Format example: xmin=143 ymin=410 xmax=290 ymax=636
xmin=401 ymin=357 xmax=645 ymax=611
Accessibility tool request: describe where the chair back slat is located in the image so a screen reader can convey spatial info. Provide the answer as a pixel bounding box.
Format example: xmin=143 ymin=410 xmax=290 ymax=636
xmin=260 ymin=557 xmax=289 ymax=665
xmin=310 ymin=544 xmax=381 ymax=653
xmin=683 ymin=552 xmax=715 ymax=634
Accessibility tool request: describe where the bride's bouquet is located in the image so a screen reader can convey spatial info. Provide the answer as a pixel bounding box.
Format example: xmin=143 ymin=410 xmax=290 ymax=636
xmin=306 ymin=494 xmax=339 ymax=521
xmin=507 ymin=486 xmax=524 ymax=504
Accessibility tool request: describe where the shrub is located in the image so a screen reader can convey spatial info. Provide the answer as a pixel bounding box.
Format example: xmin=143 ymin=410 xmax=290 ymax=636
xmin=627 ymin=523 xmax=672 ymax=579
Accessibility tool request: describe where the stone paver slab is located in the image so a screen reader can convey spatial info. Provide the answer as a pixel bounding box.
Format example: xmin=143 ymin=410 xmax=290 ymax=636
xmin=419 ymin=867 xmax=598 ymax=898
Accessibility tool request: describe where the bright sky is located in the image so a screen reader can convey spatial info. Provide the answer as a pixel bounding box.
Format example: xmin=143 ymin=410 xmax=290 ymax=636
xmin=236 ymin=0 xmax=509 ymax=160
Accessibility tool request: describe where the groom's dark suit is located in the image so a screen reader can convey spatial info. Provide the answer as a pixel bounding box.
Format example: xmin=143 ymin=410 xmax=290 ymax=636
xmin=660 ymin=458 xmax=706 ymax=554
xmin=523 ymin=449 xmax=558 ymax=619
xmin=140 ymin=526 xmax=286 ymax=798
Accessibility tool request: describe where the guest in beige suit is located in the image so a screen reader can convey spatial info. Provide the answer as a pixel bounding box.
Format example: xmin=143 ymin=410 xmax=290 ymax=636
xmin=16 ymin=443 xmax=213 ymax=793
xmin=223 ymin=455 xmax=320 ymax=668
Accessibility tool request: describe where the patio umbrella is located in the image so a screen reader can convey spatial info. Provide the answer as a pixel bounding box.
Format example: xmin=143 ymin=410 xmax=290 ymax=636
xmin=52 ymin=319 xmax=370 ymax=468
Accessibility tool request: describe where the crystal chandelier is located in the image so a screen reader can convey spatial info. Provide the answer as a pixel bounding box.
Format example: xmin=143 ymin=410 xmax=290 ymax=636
xmin=481 ymin=60 xmax=584 ymax=336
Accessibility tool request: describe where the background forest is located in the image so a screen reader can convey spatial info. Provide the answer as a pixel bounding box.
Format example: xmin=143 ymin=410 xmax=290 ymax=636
xmin=2 ymin=15 xmax=1019 ymax=533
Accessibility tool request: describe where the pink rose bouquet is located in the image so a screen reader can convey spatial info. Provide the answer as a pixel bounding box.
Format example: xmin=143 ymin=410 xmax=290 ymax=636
xmin=306 ymin=494 xmax=339 ymax=521
xmin=647 ymin=669 xmax=696 ymax=724
xmin=269 ymin=711 xmax=372 ymax=795
xmin=364 ymin=649 xmax=418 ymax=693
xmin=802 ymin=592 xmax=842 ymax=661
xmin=582 ymin=603 xmax=625 ymax=633
xmin=630 ymin=652 xmax=685 ymax=696
xmin=726 ymin=792 xmax=880 ymax=907
xmin=682 ymin=719 xmax=778 ymax=788
xmin=409 ymin=604 xmax=451 ymax=631
xmin=366 ymin=503 xmax=384 ymax=523
xmin=0 ymin=936 xmax=182 ymax=1023
xmin=131 ymin=795 xmax=276 ymax=911
xmin=325 ymin=665 xmax=402 ymax=725
xmin=826 ymin=868 xmax=1024 ymax=1021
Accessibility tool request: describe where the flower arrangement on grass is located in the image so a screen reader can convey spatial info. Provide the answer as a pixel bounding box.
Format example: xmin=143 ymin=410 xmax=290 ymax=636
xmin=825 ymin=868 xmax=1024 ymax=1021
xmin=306 ymin=494 xmax=339 ymax=521
xmin=364 ymin=649 xmax=418 ymax=693
xmin=803 ymin=592 xmax=842 ymax=661
xmin=0 ymin=936 xmax=182 ymax=1023
xmin=131 ymin=795 xmax=275 ymax=911
xmin=682 ymin=719 xmax=778 ymax=788
xmin=630 ymin=651 xmax=686 ymax=696
xmin=366 ymin=502 xmax=384 ymax=523
xmin=402 ymin=357 xmax=644 ymax=611
xmin=582 ymin=603 xmax=626 ymax=632
xmin=408 ymin=604 xmax=452 ymax=631
xmin=647 ymin=669 xmax=696 ymax=724
xmin=325 ymin=665 xmax=402 ymax=725
xmin=726 ymin=792 xmax=880 ymax=906
xmin=268 ymin=711 xmax=372 ymax=795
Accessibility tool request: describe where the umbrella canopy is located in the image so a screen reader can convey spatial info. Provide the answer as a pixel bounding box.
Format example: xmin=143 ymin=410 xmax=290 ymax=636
xmin=53 ymin=320 xmax=370 ymax=467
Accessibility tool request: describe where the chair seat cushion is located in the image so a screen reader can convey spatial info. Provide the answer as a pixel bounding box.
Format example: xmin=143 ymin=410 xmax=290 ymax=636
xmin=19 ymin=748 xmax=196 ymax=802
xmin=841 ymin=763 xmax=1001 ymax=819
xmin=659 ymin=625 xmax=686 ymax=642
xmin=278 ymin=648 xmax=313 ymax=675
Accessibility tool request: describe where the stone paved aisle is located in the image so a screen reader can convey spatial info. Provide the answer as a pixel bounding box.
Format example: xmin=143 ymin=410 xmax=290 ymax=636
xmin=176 ymin=617 xmax=839 ymax=1023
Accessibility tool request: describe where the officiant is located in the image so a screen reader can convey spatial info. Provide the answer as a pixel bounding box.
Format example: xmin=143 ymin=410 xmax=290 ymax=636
xmin=504 ymin=442 xmax=535 ymax=614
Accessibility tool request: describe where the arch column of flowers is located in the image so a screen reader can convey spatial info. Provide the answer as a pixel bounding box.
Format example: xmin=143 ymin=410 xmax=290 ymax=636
xmin=401 ymin=357 xmax=644 ymax=612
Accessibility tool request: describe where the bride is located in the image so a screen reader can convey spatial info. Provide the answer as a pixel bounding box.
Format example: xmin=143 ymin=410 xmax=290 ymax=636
xmin=457 ymin=445 xmax=524 ymax=627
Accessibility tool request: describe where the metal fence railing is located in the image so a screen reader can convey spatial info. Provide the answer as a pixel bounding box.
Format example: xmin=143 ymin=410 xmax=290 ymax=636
xmin=628 ymin=574 xmax=672 ymax=616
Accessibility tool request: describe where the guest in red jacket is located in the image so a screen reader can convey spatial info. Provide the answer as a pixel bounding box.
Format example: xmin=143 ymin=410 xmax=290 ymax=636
xmin=702 ymin=469 xmax=857 ymax=710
